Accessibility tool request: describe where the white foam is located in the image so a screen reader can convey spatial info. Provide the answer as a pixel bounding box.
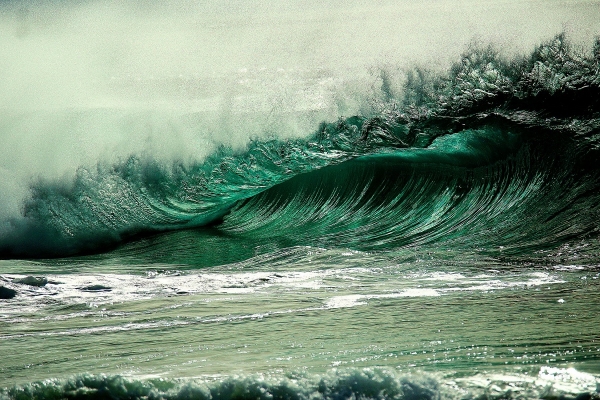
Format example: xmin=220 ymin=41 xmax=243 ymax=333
xmin=452 ymin=366 xmax=599 ymax=398
xmin=325 ymin=295 xmax=367 ymax=309
xmin=325 ymin=289 xmax=440 ymax=309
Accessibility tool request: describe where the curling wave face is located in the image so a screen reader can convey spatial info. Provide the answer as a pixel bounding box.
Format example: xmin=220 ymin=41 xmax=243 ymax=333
xmin=1 ymin=34 xmax=599 ymax=261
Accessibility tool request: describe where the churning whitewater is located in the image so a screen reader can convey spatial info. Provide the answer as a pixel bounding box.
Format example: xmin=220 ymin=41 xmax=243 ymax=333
xmin=1 ymin=1 xmax=600 ymax=398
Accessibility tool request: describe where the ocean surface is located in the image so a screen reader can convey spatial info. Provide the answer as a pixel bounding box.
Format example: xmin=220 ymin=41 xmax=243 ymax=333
xmin=1 ymin=1 xmax=600 ymax=398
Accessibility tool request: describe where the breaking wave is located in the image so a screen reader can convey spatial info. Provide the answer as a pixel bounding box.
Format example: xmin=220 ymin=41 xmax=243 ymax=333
xmin=1 ymin=34 xmax=599 ymax=260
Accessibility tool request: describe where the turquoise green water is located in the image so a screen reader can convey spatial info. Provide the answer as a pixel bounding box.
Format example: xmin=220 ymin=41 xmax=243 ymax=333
xmin=2 ymin=34 xmax=600 ymax=399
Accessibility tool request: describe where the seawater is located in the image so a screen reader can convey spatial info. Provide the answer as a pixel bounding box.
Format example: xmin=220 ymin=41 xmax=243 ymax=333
xmin=1 ymin=250 xmax=599 ymax=399
xmin=1 ymin=1 xmax=600 ymax=398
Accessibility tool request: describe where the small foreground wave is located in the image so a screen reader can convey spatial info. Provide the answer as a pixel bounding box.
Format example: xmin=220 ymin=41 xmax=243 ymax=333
xmin=2 ymin=367 xmax=598 ymax=400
